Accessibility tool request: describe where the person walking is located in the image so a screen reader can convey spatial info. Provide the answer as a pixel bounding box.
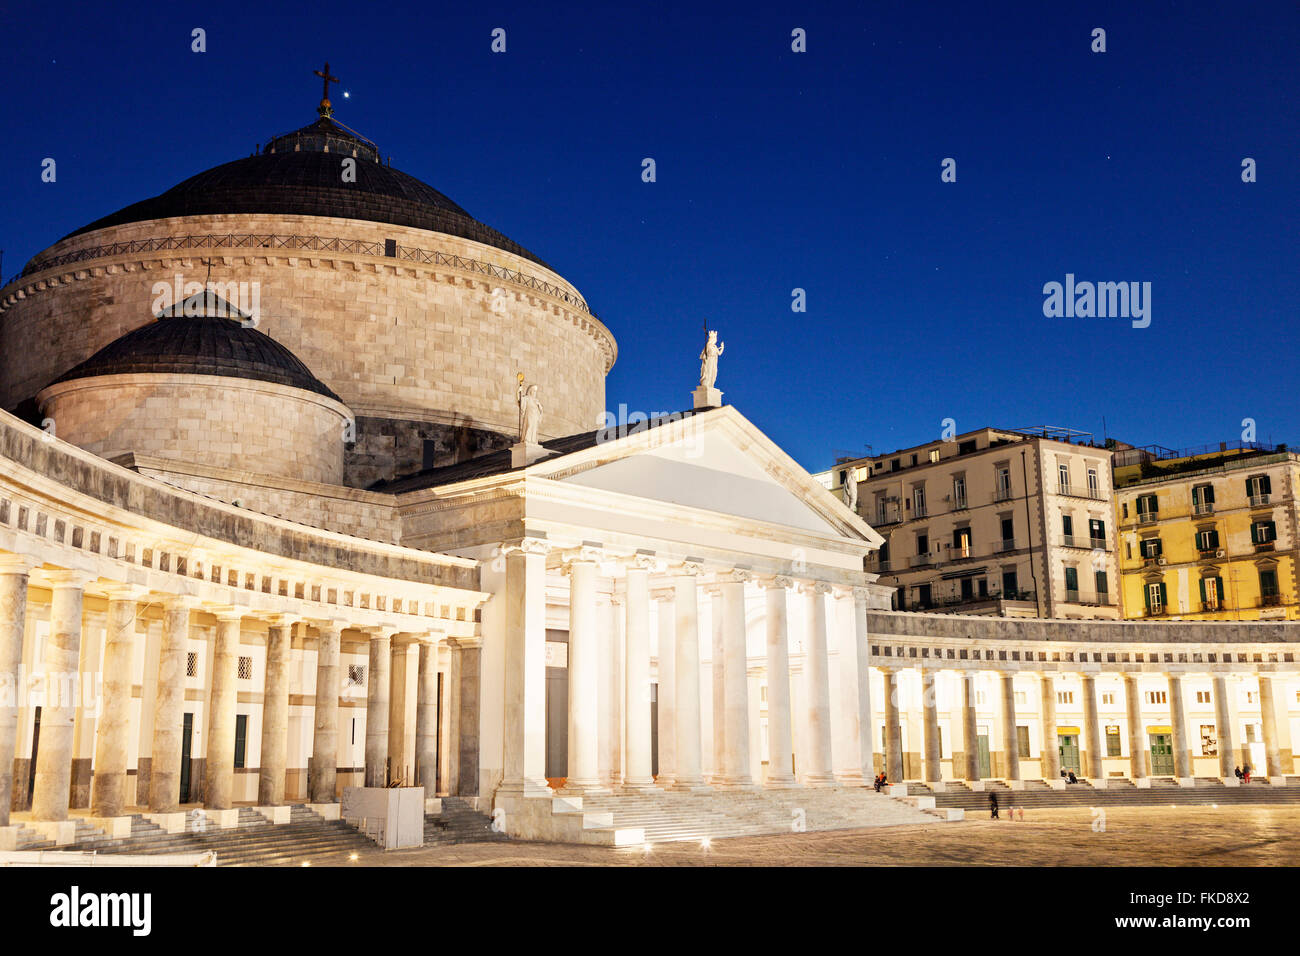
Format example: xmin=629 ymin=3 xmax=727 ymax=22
xmin=989 ymin=790 xmax=999 ymax=820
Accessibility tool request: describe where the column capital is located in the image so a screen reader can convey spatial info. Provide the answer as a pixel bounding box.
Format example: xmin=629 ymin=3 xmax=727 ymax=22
xmin=100 ymin=583 xmax=150 ymax=602
xmin=560 ymin=542 xmax=606 ymax=567
xmin=719 ymin=567 xmax=753 ymax=585
xmin=760 ymin=575 xmax=794 ymax=590
xmin=0 ymin=552 xmax=40 ymax=575
xmin=652 ymin=587 xmax=675 ymax=603
xmin=499 ymin=536 xmax=551 ymax=557
xmin=799 ymin=580 xmax=834 ymax=596
xmin=307 ymin=617 xmax=350 ymax=636
xmin=37 ymin=568 xmax=95 ymax=589
xmin=158 ymin=593 xmax=202 ymax=612
xmin=624 ymin=549 xmax=659 ymax=573
xmin=210 ymin=605 xmax=250 ymax=624
xmin=265 ymin=612 xmax=301 ymax=629
xmin=672 ymin=559 xmax=706 ymax=577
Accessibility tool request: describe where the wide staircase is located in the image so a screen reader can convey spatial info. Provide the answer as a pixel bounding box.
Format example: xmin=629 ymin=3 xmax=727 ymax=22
xmin=903 ymin=777 xmax=1300 ymax=812
xmin=424 ymin=797 xmax=511 ymax=846
xmin=575 ymin=786 xmax=950 ymax=844
xmin=7 ymin=806 xmax=376 ymax=866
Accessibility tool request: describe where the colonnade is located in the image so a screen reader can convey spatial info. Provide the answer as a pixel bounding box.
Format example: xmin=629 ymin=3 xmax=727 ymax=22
xmin=498 ymin=540 xmax=876 ymax=797
xmin=874 ymin=664 xmax=1293 ymax=785
xmin=0 ymin=557 xmax=450 ymax=824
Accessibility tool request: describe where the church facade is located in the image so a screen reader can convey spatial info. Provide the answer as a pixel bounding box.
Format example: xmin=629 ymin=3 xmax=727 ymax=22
xmin=0 ymin=86 xmax=1295 ymax=849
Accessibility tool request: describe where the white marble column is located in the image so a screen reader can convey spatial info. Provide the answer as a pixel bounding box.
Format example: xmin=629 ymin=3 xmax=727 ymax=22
xmin=653 ymin=589 xmax=676 ymax=788
xmin=884 ymin=668 xmax=904 ymax=781
xmin=623 ymin=554 xmax=656 ymax=791
xmin=707 ymin=584 xmax=726 ymax=782
xmin=1039 ymin=673 xmax=1060 ymax=781
xmin=91 ymin=586 xmax=145 ymax=817
xmin=670 ymin=562 xmax=709 ymax=791
xmin=0 ymin=555 xmax=35 ymax=827
xmin=564 ymin=547 xmax=604 ymax=793
xmin=258 ymin=616 xmax=295 ymax=805
xmin=1123 ymin=673 xmax=1147 ymax=779
xmin=999 ymin=672 xmax=1020 ymax=781
xmin=388 ymin=639 xmax=417 ymax=786
xmin=717 ymin=570 xmax=753 ymax=788
xmin=835 ymin=588 xmax=873 ymax=785
xmin=500 ymin=539 xmax=551 ymax=798
xmin=149 ymin=598 xmax=193 ymax=811
xmin=415 ymin=636 xmax=441 ymax=794
xmin=364 ymin=630 xmax=392 ymax=787
xmin=309 ymin=620 xmax=344 ymax=803
xmin=762 ymin=577 xmax=797 ymax=787
xmin=1168 ymin=673 xmax=1193 ymax=780
xmin=800 ymin=582 xmax=835 ymax=786
xmin=1258 ymin=674 xmax=1291 ymax=779
xmin=1081 ymin=673 xmax=1103 ymax=780
xmin=204 ymin=610 xmax=244 ymax=810
xmin=1213 ymin=673 xmax=1236 ymax=779
xmin=31 ymin=572 xmax=89 ymax=821
xmin=922 ymin=669 xmax=942 ymax=783
xmin=960 ymin=671 xmax=980 ymax=782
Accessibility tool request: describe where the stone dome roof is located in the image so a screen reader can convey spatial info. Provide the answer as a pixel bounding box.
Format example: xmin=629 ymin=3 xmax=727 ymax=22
xmin=64 ymin=116 xmax=551 ymax=269
xmin=47 ymin=291 xmax=342 ymax=402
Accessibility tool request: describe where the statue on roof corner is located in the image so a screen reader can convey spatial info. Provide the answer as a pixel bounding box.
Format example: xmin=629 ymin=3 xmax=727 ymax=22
xmin=844 ymin=472 xmax=858 ymax=511
xmin=517 ymin=373 xmax=543 ymax=444
xmin=699 ymin=327 xmax=724 ymax=390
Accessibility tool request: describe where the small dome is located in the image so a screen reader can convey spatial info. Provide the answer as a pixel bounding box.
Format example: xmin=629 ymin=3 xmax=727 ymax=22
xmin=49 ymin=291 xmax=341 ymax=401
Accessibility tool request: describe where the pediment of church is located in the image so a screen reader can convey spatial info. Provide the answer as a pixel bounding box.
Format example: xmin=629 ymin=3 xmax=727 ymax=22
xmin=528 ymin=406 xmax=883 ymax=545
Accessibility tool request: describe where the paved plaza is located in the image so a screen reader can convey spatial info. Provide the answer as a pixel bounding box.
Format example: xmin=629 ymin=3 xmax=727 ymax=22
xmin=293 ymin=805 xmax=1300 ymax=867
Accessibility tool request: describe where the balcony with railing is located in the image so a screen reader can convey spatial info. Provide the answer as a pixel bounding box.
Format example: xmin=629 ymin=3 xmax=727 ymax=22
xmin=1193 ymin=501 xmax=1215 ymax=516
xmin=993 ymin=487 xmax=1015 ymax=503
xmin=996 ymin=538 xmax=1017 ymax=553
xmin=1062 ymin=589 xmax=1113 ymax=607
xmin=1059 ymin=483 xmax=1105 ymax=501
xmin=909 ymin=554 xmax=933 ymax=568
xmin=1137 ymin=511 xmax=1159 ymax=525
xmin=1260 ymin=594 xmax=1282 ymax=608
xmin=1249 ymin=494 xmax=1271 ymax=507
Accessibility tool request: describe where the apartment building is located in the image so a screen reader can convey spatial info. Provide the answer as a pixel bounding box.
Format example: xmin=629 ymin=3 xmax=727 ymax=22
xmin=823 ymin=427 xmax=1123 ymax=619
xmin=1113 ymin=442 xmax=1299 ymax=620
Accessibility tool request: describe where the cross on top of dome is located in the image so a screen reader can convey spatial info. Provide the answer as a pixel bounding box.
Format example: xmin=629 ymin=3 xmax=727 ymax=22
xmin=314 ymin=61 xmax=340 ymax=118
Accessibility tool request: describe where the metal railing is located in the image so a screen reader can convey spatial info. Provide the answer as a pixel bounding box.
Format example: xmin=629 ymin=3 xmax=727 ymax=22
xmin=1193 ymin=501 xmax=1215 ymax=515
xmin=4 ymin=231 xmax=599 ymax=319
xmin=996 ymin=538 xmax=1017 ymax=553
xmin=1249 ymin=494 xmax=1271 ymax=507
xmin=993 ymin=488 xmax=1014 ymax=503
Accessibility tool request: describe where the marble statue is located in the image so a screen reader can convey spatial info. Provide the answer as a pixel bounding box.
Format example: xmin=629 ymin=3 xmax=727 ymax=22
xmin=844 ymin=473 xmax=858 ymax=511
xmin=517 ymin=376 xmax=543 ymax=444
xmin=699 ymin=329 xmax=725 ymax=389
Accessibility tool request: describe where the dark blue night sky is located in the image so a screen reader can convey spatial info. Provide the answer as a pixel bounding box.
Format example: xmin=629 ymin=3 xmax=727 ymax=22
xmin=2 ymin=0 xmax=1296 ymax=470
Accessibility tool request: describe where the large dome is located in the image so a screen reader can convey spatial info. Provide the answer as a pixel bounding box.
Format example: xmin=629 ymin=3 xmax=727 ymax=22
xmin=62 ymin=116 xmax=551 ymax=269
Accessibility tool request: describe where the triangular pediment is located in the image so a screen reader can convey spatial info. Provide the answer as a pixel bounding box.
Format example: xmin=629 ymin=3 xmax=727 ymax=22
xmin=530 ymin=407 xmax=881 ymax=543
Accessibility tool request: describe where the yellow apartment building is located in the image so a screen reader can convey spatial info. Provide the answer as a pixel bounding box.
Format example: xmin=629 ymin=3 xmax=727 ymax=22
xmin=1113 ymin=444 xmax=1298 ymax=620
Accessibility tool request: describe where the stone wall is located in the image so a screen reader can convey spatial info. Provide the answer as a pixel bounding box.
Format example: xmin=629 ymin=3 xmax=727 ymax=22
xmin=38 ymin=373 xmax=350 ymax=486
xmin=0 ymin=214 xmax=616 ymax=450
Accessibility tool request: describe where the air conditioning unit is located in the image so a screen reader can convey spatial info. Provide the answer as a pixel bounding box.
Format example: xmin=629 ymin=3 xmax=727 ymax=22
xmin=1157 ymin=557 xmax=1168 ymax=566
xmin=1215 ymin=549 xmax=1225 ymax=558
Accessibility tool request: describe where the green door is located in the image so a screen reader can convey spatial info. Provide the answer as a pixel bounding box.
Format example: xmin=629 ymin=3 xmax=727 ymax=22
xmin=1058 ymin=734 xmax=1081 ymax=773
xmin=1149 ymin=733 xmax=1174 ymax=775
xmin=977 ymin=734 xmax=991 ymax=777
